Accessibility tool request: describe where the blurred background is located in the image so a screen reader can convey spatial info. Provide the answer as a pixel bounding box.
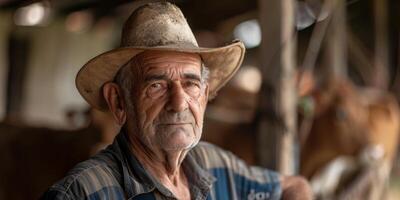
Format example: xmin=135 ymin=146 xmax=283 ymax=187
xmin=1 ymin=0 xmax=400 ymax=199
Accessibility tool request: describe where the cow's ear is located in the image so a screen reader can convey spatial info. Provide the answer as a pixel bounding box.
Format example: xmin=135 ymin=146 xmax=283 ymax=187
xmin=311 ymin=88 xmax=336 ymax=116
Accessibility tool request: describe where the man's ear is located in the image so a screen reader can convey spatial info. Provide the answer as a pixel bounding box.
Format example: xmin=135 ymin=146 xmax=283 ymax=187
xmin=103 ymin=82 xmax=127 ymax=125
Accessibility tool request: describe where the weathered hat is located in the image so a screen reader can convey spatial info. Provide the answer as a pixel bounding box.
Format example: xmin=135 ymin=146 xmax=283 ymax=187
xmin=76 ymin=2 xmax=245 ymax=110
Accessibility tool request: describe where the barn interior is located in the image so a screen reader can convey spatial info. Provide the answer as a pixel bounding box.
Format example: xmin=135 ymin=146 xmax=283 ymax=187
xmin=1 ymin=0 xmax=400 ymax=199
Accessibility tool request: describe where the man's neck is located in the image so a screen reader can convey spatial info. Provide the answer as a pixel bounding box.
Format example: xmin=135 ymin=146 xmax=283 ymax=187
xmin=132 ymin=140 xmax=188 ymax=177
xmin=126 ymin=131 xmax=191 ymax=199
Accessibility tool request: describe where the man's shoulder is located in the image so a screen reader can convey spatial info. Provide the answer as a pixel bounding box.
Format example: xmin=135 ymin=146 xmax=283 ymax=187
xmin=41 ymin=150 xmax=124 ymax=199
xmin=59 ymin=153 xmax=122 ymax=189
xmin=191 ymin=141 xmax=225 ymax=160
xmin=191 ymin=141 xmax=244 ymax=168
xmin=192 ymin=142 xmax=283 ymax=199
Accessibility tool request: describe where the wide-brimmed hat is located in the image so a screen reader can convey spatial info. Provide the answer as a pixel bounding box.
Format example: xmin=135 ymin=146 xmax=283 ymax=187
xmin=76 ymin=2 xmax=245 ymax=111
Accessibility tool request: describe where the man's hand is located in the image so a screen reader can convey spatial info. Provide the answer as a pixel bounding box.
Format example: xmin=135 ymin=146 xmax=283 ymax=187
xmin=281 ymin=176 xmax=313 ymax=200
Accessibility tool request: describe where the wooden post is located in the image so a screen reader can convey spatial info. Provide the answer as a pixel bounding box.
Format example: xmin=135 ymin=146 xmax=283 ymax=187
xmin=6 ymin=30 xmax=30 ymax=121
xmin=372 ymin=0 xmax=389 ymax=88
xmin=257 ymin=0 xmax=297 ymax=174
xmin=324 ymin=0 xmax=347 ymax=82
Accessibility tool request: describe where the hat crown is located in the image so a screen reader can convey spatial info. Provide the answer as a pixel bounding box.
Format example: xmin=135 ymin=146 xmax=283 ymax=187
xmin=121 ymin=2 xmax=198 ymax=48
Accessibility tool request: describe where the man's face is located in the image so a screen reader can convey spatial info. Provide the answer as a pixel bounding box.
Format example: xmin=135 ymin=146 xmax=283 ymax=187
xmin=127 ymin=51 xmax=208 ymax=152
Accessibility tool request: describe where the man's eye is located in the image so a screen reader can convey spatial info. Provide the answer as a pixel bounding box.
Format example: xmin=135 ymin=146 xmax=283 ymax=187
xmin=151 ymin=83 xmax=162 ymax=88
xmin=183 ymin=81 xmax=201 ymax=97
xmin=184 ymin=81 xmax=200 ymax=88
xmin=147 ymin=82 xmax=166 ymax=98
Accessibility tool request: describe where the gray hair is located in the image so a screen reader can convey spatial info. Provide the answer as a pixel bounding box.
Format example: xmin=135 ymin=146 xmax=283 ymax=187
xmin=114 ymin=57 xmax=209 ymax=110
xmin=114 ymin=60 xmax=135 ymax=111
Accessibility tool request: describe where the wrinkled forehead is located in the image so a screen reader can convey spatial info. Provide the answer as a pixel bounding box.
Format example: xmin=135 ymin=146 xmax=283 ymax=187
xmin=133 ymin=50 xmax=202 ymax=71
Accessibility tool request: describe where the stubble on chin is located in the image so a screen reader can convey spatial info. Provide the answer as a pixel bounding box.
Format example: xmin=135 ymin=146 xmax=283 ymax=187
xmin=152 ymin=123 xmax=200 ymax=151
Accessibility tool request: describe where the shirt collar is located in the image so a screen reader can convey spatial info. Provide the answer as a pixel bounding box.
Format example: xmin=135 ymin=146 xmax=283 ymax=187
xmin=108 ymin=130 xmax=216 ymax=199
xmin=183 ymin=152 xmax=217 ymax=199
xmin=109 ymin=132 xmax=155 ymax=198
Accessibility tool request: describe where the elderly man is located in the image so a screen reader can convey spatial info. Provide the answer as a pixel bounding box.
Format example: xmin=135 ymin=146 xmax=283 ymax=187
xmin=42 ymin=2 xmax=311 ymax=200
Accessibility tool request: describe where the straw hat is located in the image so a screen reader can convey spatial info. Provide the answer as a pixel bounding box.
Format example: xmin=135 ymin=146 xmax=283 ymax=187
xmin=76 ymin=2 xmax=245 ymax=111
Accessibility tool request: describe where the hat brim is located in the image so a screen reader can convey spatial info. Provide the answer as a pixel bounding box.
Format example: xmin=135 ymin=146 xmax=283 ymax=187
xmin=76 ymin=40 xmax=245 ymax=111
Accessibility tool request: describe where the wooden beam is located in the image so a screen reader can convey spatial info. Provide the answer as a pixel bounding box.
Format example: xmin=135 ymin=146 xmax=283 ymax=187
xmin=372 ymin=0 xmax=389 ymax=88
xmin=347 ymin=28 xmax=374 ymax=85
xmin=257 ymin=0 xmax=297 ymax=174
xmin=324 ymin=0 xmax=347 ymax=82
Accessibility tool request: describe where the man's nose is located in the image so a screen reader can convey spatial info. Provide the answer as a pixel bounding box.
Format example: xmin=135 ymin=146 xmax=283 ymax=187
xmin=166 ymin=83 xmax=188 ymax=112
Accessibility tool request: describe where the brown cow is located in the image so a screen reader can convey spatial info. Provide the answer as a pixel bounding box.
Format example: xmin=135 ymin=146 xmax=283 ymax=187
xmin=299 ymin=78 xmax=400 ymax=176
xmin=298 ymin=77 xmax=400 ymax=199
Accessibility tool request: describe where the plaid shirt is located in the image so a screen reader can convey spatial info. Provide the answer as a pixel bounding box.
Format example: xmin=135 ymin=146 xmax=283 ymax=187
xmin=41 ymin=131 xmax=281 ymax=200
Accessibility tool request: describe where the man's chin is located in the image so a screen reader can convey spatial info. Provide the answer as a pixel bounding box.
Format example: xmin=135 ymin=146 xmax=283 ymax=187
xmin=159 ymin=138 xmax=199 ymax=152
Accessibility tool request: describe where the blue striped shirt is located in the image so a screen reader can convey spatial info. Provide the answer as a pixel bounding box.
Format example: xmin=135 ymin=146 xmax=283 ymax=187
xmin=41 ymin=132 xmax=281 ymax=200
